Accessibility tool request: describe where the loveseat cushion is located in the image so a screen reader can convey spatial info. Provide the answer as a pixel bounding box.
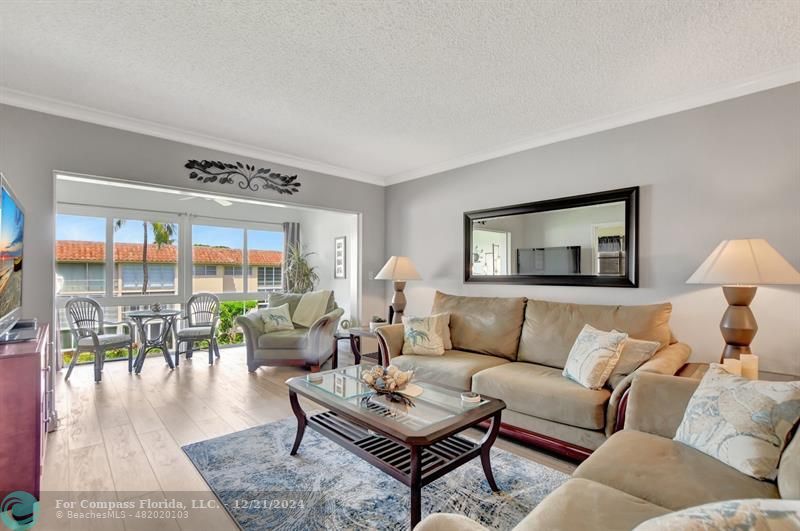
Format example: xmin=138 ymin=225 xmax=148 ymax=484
xmin=573 ymin=430 xmax=780 ymax=511
xmin=514 ymin=478 xmax=670 ymax=531
xmin=392 ymin=350 xmax=510 ymax=390
xmin=517 ymin=300 xmax=674 ymax=369
xmin=431 ymin=291 xmax=525 ymax=360
xmin=472 ymin=363 xmax=611 ymax=430
xmin=257 ymin=329 xmax=308 ymax=350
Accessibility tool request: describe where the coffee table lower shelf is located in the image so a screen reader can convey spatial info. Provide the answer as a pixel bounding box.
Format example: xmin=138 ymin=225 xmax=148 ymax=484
xmin=288 ymin=391 xmax=502 ymax=527
xmin=311 ymin=410 xmax=482 ymax=485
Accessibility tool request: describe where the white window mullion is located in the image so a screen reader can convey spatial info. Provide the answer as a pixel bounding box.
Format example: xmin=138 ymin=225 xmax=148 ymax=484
xmin=243 ymin=227 xmax=249 ymax=295
xmin=105 ymin=216 xmax=114 ymax=298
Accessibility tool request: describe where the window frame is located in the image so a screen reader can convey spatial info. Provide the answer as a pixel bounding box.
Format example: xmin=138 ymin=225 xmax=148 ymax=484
xmin=55 ymin=204 xmax=284 ymax=306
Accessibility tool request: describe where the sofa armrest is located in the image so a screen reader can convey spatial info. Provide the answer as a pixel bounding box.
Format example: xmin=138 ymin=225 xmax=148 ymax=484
xmin=414 ymin=513 xmax=488 ymax=531
xmin=235 ymin=311 xmax=264 ymax=370
xmin=605 ymin=342 xmax=691 ymax=436
xmin=376 ymin=324 xmax=404 ymax=363
xmin=624 ymin=372 xmax=700 ymax=438
xmin=308 ymin=308 xmax=345 ymax=361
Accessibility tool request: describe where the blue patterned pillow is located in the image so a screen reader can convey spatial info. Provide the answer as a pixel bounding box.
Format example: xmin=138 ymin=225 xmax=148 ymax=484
xmin=674 ymin=364 xmax=800 ymax=480
xmin=634 ymin=499 xmax=800 ymax=530
xmin=562 ymin=324 xmax=627 ymax=389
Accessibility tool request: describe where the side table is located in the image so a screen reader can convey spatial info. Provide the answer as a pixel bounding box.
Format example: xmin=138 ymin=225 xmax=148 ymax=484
xmin=678 ymin=362 xmax=797 ymax=381
xmin=334 ymin=326 xmax=383 ymax=367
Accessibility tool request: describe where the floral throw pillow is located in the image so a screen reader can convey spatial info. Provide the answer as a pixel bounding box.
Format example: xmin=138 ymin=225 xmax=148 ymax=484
xmin=402 ymin=315 xmax=446 ymax=356
xmin=258 ymin=304 xmax=295 ymax=333
xmin=674 ymin=364 xmax=800 ymax=480
xmin=562 ymin=324 xmax=628 ymax=390
xmin=633 ymin=499 xmax=800 ymax=531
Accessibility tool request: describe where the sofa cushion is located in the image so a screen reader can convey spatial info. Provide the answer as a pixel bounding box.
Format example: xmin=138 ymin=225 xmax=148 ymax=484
xmin=517 ymin=299 xmax=674 ymax=369
xmin=500 ymin=409 xmax=608 ymax=451
xmin=257 ymin=329 xmax=308 ymax=350
xmin=392 ymin=350 xmax=510 ymax=390
xmin=574 ymin=430 xmax=780 ymax=511
xmin=472 ymin=363 xmax=611 ymax=430
xmin=514 ymin=478 xmax=670 ymax=531
xmin=431 ymin=291 xmax=525 ymax=360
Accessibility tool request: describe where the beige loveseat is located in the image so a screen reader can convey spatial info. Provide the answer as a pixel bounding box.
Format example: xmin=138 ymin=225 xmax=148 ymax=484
xmin=415 ymin=372 xmax=799 ymax=530
xmin=376 ymin=292 xmax=691 ymax=458
xmin=236 ymin=292 xmax=344 ymax=373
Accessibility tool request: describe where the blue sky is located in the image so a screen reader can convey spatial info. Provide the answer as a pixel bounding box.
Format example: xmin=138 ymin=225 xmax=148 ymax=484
xmin=56 ymin=215 xmax=282 ymax=250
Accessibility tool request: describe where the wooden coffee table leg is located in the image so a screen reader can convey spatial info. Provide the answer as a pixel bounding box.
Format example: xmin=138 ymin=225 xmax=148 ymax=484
xmin=480 ymin=412 xmax=502 ymax=491
xmin=349 ymin=334 xmax=361 ymax=365
xmin=410 ymin=445 xmax=422 ymax=527
xmin=289 ymin=390 xmax=307 ymax=456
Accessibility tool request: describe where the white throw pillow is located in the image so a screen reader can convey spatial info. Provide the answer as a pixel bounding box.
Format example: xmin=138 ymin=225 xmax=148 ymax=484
xmin=674 ymin=364 xmax=800 ymax=480
xmin=633 ymin=499 xmax=800 ymax=531
xmin=258 ymin=304 xmax=295 ymax=333
xmin=402 ymin=315 xmax=446 ymax=356
xmin=610 ymin=334 xmax=660 ymax=378
xmin=562 ymin=324 xmax=627 ymax=389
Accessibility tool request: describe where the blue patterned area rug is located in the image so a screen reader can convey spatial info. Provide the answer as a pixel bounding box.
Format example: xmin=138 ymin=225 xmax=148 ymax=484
xmin=182 ymin=417 xmax=568 ymax=531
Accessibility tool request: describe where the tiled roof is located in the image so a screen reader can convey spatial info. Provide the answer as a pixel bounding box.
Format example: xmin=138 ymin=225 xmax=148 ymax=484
xmin=56 ymin=241 xmax=282 ymax=266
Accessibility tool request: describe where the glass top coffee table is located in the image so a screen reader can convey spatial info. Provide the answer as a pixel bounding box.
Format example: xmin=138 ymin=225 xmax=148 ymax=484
xmin=286 ymin=365 xmax=506 ymax=527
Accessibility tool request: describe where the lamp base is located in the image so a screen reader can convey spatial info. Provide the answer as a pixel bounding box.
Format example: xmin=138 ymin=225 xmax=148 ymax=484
xmin=390 ymin=281 xmax=407 ymax=324
xmin=719 ymin=285 xmax=758 ymax=363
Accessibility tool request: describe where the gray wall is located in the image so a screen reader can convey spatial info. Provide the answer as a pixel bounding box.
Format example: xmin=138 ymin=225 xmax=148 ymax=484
xmin=0 ymin=104 xmax=386 ymax=334
xmin=385 ymin=83 xmax=800 ymax=375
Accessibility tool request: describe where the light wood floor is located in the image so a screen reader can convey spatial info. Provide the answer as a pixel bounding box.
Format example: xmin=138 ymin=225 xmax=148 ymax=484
xmin=41 ymin=346 xmax=575 ymax=531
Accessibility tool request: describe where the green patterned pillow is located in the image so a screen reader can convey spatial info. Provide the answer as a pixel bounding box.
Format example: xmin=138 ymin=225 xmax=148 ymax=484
xmin=402 ymin=315 xmax=446 ymax=356
xmin=674 ymin=364 xmax=800 ymax=480
xmin=258 ymin=304 xmax=295 ymax=333
xmin=562 ymin=324 xmax=627 ymax=389
xmin=634 ymin=499 xmax=800 ymax=530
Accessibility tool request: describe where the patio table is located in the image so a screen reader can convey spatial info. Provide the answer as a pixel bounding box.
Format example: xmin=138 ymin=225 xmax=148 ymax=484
xmin=127 ymin=309 xmax=181 ymax=374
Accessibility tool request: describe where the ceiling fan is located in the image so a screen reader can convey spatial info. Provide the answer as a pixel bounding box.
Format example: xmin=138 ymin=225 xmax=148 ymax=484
xmin=178 ymin=195 xmax=233 ymax=207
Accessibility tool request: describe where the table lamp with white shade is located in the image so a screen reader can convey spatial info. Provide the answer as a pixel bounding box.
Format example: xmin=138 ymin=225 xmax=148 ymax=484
xmin=375 ymin=256 xmax=422 ymax=324
xmin=686 ymin=239 xmax=800 ymax=362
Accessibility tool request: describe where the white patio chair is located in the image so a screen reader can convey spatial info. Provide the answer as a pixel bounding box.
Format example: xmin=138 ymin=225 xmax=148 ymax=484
xmin=64 ymin=297 xmax=134 ymax=383
xmin=174 ymin=292 xmax=220 ymax=366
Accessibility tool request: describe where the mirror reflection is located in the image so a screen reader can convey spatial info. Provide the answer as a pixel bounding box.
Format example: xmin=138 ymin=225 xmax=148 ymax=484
xmin=471 ymin=201 xmax=626 ymax=277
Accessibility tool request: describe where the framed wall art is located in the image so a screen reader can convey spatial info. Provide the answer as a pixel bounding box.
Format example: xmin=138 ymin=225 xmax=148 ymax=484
xmin=334 ymin=236 xmax=347 ymax=279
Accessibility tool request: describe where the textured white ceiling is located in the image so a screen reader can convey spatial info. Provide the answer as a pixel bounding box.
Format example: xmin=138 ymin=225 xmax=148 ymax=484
xmin=1 ymin=1 xmax=799 ymax=185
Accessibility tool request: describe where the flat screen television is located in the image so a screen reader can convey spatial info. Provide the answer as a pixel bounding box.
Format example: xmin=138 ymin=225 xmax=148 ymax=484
xmin=0 ymin=174 xmax=25 ymax=339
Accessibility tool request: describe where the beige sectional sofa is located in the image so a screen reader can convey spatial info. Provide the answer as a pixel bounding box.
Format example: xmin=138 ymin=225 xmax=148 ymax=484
xmin=414 ymin=372 xmax=799 ymax=530
xmin=376 ymin=291 xmax=691 ymax=459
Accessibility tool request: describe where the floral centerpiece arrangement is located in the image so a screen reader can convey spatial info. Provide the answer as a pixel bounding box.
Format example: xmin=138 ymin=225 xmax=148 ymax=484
xmin=361 ymin=365 xmax=416 ymax=407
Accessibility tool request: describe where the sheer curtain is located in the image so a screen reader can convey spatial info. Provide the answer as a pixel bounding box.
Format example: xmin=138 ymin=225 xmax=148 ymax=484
xmin=282 ymin=222 xmax=300 ymax=291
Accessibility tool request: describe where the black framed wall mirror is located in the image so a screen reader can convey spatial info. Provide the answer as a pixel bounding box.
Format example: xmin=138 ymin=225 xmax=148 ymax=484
xmin=464 ymin=187 xmax=639 ymax=287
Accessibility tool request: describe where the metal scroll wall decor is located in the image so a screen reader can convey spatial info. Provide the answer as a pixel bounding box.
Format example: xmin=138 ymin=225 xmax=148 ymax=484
xmin=185 ymin=160 xmax=302 ymax=195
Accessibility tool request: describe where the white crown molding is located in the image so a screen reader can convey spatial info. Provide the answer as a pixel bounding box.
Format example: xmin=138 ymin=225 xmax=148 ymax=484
xmin=0 ymin=88 xmax=385 ymax=186
xmin=384 ymin=65 xmax=800 ymax=186
xmin=3 ymin=64 xmax=799 ymax=188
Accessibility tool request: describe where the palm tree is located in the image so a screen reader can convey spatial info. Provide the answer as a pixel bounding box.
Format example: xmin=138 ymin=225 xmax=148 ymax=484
xmin=113 ymin=220 xmax=177 ymax=294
